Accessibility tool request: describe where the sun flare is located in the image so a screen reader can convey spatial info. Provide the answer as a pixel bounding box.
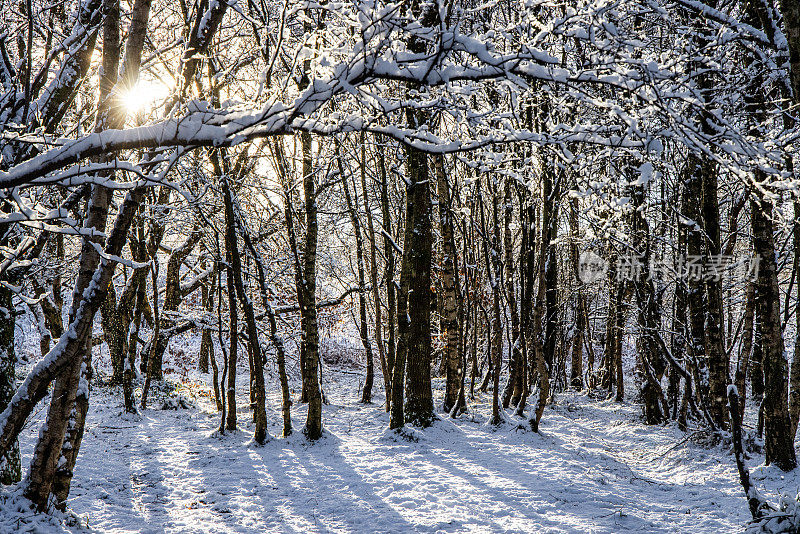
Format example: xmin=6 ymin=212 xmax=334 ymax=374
xmin=121 ymin=80 xmax=171 ymax=113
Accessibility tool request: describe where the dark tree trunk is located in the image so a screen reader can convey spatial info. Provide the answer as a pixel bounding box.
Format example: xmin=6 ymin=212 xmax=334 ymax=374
xmin=530 ymin=167 xmax=556 ymax=432
xmin=699 ymin=157 xmax=728 ymax=429
xmin=479 ymin=175 xmax=504 ymax=426
xmin=378 ymin=139 xmax=396 ymax=413
xmin=300 ymin=130 xmax=323 ymax=439
xmin=751 ymin=191 xmax=797 ymax=471
xmin=516 ymin=187 xmax=535 ymax=415
xmin=224 ymin=260 xmax=238 ymax=433
xmin=682 ymin=163 xmax=709 ymax=416
xmin=569 ymin=197 xmax=585 ymax=390
xmin=435 ymin=155 xmax=463 ymax=414
xmin=737 ymin=281 xmax=755 ymax=422
xmin=501 ymin=177 xmax=523 ymax=408
xmin=236 ymin=204 xmax=293 ymax=437
xmin=360 ymin=135 xmax=387 ymax=408
xmin=789 ymin=196 xmax=800 ymax=436
xmin=199 ymin=260 xmax=213 ymax=375
xmin=629 ymin=173 xmax=667 ymax=424
xmin=340 ymin=145 xmax=375 ymax=404
xmin=0 ymin=285 xmax=20 ymax=485
xmin=221 ymin=175 xmax=268 ymax=444
xmin=393 ymin=142 xmax=434 ymax=429
xmin=673 ymin=203 xmax=690 ymax=429
xmin=390 ymin=0 xmax=437 ymax=431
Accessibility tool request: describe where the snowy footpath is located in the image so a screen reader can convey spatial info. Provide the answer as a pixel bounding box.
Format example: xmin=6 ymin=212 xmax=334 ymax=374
xmin=3 ymin=368 xmax=797 ymax=533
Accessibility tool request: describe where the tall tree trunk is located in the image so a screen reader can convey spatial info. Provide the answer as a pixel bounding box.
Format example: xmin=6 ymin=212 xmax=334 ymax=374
xmin=516 ymin=188 xmax=534 ymax=415
xmin=737 ymin=281 xmax=755 ymax=421
xmin=42 ymin=0 xmax=157 ymax=502
xmin=569 ymin=197 xmax=585 ymax=390
xmin=224 ymin=259 xmax=238 ymax=433
xmin=300 ymin=129 xmax=323 ymax=439
xmin=274 ymin=140 xmax=309 ymax=403
xmin=360 ymin=134 xmax=387 ymax=408
xmin=340 ymin=144 xmax=375 ymax=404
xmin=751 ymin=191 xmax=797 ymax=471
xmin=390 ymin=0 xmax=436 ymax=430
xmin=630 ymin=172 xmax=667 ymax=423
xmin=682 ymin=163 xmax=709 ymax=416
xmin=543 ymin=174 xmax=559 ymax=384
xmin=239 ymin=219 xmax=292 ymax=437
xmin=501 ymin=177 xmax=523 ymax=408
xmin=479 ymin=175 xmax=504 ymax=425
xmin=378 ymin=138 xmax=396 ymax=412
xmin=26 ymin=0 xmax=122 ymax=509
xmin=0 ymin=285 xmax=20 ymax=485
xmin=674 ymin=204 xmax=690 ymax=428
xmin=789 ymin=196 xmax=800 ymax=436
xmin=141 ymin=264 xmax=160 ymax=410
xmin=393 ymin=142 xmax=434 ymax=428
xmin=222 ymin=175 xmax=268 ymax=443
xmin=530 ymin=167 xmax=556 ymax=432
xmin=699 ymin=157 xmax=728 ymax=429
xmin=435 ymin=155 xmax=463 ymax=414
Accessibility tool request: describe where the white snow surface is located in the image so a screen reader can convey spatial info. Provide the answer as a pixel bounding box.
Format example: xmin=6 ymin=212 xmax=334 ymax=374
xmin=1 ymin=354 xmax=797 ymax=533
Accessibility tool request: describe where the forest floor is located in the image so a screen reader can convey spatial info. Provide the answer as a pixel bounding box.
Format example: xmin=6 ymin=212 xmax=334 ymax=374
xmin=1 ymin=335 xmax=798 ymax=533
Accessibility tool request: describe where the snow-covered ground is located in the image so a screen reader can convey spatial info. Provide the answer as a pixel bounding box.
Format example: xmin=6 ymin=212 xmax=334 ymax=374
xmin=3 ymin=348 xmax=797 ymax=534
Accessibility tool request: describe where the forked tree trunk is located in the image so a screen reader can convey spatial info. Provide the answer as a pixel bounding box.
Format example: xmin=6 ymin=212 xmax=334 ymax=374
xmin=31 ymin=123 xmax=114 ymax=507
xmin=39 ymin=0 xmax=157 ymax=507
xmin=221 ymin=175 xmax=268 ymax=444
xmin=47 ymin=0 xmax=126 ymax=506
xmin=239 ymin=218 xmax=293 ymax=437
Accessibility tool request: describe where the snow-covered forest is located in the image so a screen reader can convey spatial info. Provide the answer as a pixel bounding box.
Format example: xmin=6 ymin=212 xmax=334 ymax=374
xmin=2 ymin=0 xmax=800 ymax=531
